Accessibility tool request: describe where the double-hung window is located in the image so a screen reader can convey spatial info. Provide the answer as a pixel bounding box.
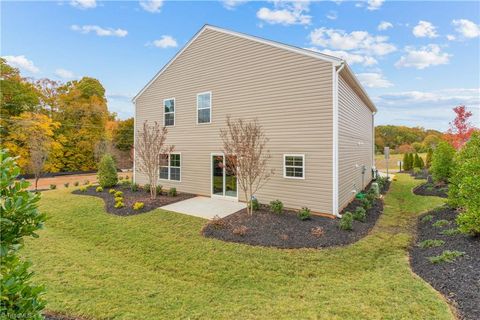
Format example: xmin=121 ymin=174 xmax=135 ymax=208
xmin=159 ymin=153 xmax=181 ymax=181
xmin=197 ymin=92 xmax=211 ymax=124
xmin=284 ymin=154 xmax=305 ymax=179
xmin=164 ymin=98 xmax=175 ymax=126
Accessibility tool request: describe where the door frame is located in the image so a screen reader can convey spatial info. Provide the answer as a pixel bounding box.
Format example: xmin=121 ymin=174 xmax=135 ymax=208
xmin=210 ymin=153 xmax=238 ymax=201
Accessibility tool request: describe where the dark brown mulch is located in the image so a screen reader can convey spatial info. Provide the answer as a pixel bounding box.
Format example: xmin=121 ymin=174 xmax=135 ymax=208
xmin=72 ymin=184 xmax=196 ymax=216
xmin=202 ymin=196 xmax=384 ymax=249
xmin=44 ymin=311 xmax=87 ymax=320
xmin=413 ymin=182 xmax=448 ymax=198
xmin=410 ymin=207 xmax=480 ymax=320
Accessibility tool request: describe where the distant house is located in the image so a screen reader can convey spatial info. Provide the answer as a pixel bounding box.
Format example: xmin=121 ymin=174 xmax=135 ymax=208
xmin=133 ymin=25 xmax=376 ymax=217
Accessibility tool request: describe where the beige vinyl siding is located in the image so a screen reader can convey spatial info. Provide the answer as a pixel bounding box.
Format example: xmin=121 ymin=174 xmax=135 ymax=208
xmin=337 ymin=74 xmax=374 ymax=210
xmin=135 ymin=28 xmax=334 ymax=214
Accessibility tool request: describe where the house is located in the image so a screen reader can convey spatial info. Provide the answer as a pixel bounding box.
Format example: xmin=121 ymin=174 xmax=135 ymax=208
xmin=133 ymin=25 xmax=377 ymax=217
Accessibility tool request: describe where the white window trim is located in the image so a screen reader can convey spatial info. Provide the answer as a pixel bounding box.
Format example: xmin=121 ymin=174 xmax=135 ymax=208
xmin=283 ymin=154 xmax=305 ymax=180
xmin=159 ymin=152 xmax=181 ymax=182
xmin=196 ymin=91 xmax=212 ymax=125
xmin=163 ymin=98 xmax=175 ymax=127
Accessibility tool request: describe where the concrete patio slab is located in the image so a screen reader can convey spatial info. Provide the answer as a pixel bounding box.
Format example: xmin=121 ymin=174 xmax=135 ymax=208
xmin=161 ymin=196 xmax=246 ymax=219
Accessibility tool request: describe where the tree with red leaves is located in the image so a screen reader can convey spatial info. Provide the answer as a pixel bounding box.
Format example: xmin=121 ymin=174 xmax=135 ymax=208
xmin=444 ymin=105 xmax=478 ymax=150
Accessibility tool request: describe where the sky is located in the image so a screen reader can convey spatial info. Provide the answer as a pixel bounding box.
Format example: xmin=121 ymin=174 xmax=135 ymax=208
xmin=2 ymin=0 xmax=480 ymax=131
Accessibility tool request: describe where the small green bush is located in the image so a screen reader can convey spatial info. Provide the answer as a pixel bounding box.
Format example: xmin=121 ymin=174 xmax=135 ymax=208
xmin=114 ymin=201 xmax=125 ymax=209
xmin=353 ymin=206 xmax=366 ymax=222
xmin=413 ymin=167 xmax=421 ymax=175
xmin=440 ymin=228 xmax=461 ymax=236
xmin=269 ymin=200 xmax=284 ymax=214
xmin=365 ymin=189 xmax=376 ymax=203
xmin=339 ymin=212 xmax=353 ymax=231
xmin=421 ymin=214 xmax=433 ymax=222
xmin=168 ymin=187 xmax=177 ymax=197
xmin=64 ymin=182 xmax=69 ymax=188
xmin=430 ymin=141 xmax=455 ymax=183
xmin=432 ymin=219 xmax=450 ymax=228
xmin=156 ymin=185 xmax=163 ymax=195
xmin=114 ymin=191 xmax=123 ymax=197
xmin=49 ymin=184 xmax=56 ymax=190
xmin=402 ymin=153 xmax=411 ymax=171
xmin=130 ymin=183 xmax=139 ymax=192
xmin=79 ymin=186 xmax=87 ymax=192
xmin=360 ymin=197 xmax=372 ymax=210
xmin=456 ymin=210 xmax=480 ymax=236
xmin=96 ymin=186 xmax=103 ymax=192
xmin=109 ymin=189 xmax=116 ymax=194
xmin=143 ymin=184 xmax=151 ymax=193
xmin=73 ymin=181 xmax=79 ymax=187
xmin=248 ymin=198 xmax=260 ymax=211
xmin=428 ymin=250 xmax=465 ymax=264
xmin=133 ymin=202 xmax=144 ymax=210
xmin=418 ymin=239 xmax=445 ymax=248
xmin=97 ymin=154 xmax=118 ymax=188
xmin=297 ymin=207 xmax=311 ymax=221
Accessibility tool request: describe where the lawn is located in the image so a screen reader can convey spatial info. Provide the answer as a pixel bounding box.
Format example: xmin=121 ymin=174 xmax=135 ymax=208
xmin=23 ymin=174 xmax=452 ymax=319
xmin=375 ymin=152 xmax=426 ymax=171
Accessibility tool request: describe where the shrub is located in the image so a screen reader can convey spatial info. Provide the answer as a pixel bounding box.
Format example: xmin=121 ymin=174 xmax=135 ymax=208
xmin=125 ymin=175 xmax=129 ymax=180
xmin=156 ymin=185 xmax=163 ymax=195
xmin=119 ymin=180 xmax=130 ymax=186
xmin=366 ymin=188 xmax=376 ymax=202
xmin=413 ymin=153 xmax=422 ymax=169
xmin=210 ymin=215 xmax=228 ymax=230
xmin=130 ymin=183 xmax=139 ymax=192
xmin=402 ymin=153 xmax=410 ymax=171
xmin=119 ymin=176 xmax=124 ymax=180
xmin=418 ymin=239 xmax=445 ymax=248
xmin=432 ymin=219 xmax=450 ymax=228
xmin=430 ymin=141 xmax=455 ymax=183
xmin=0 ymin=149 xmax=46 ymax=319
xmin=114 ymin=191 xmax=123 ymax=197
xmin=64 ymin=182 xmax=69 ymax=188
xmin=353 ymin=206 xmax=366 ymax=222
xmin=413 ymin=167 xmax=421 ymax=175
xmin=298 ymin=207 xmax=311 ymax=221
xmin=96 ymin=186 xmax=103 ymax=192
xmin=108 ymin=189 xmax=116 ymax=194
xmin=79 ymin=186 xmax=87 ymax=192
xmin=311 ymin=226 xmax=325 ymax=238
xmin=143 ymin=184 xmax=151 ymax=193
xmin=114 ymin=196 xmax=123 ymax=203
xmin=133 ymin=202 xmax=145 ymax=210
xmin=73 ymin=181 xmax=79 ymax=187
xmin=370 ymin=183 xmax=380 ymax=197
xmin=114 ymin=201 xmax=125 ymax=209
xmin=49 ymin=184 xmax=56 ymax=190
xmin=428 ymin=250 xmax=465 ymax=264
xmin=269 ymin=200 xmax=284 ymax=214
xmin=425 ymin=148 xmax=433 ymax=168
xmin=440 ymin=228 xmax=461 ymax=236
xmin=360 ymin=197 xmax=372 ymax=210
xmin=421 ymin=214 xmax=433 ymax=222
xmin=339 ymin=212 xmax=353 ymax=231
xmin=248 ymin=198 xmax=260 ymax=211
xmin=97 ymin=154 xmax=118 ymax=188
xmin=232 ymin=225 xmax=248 ymax=236
xmin=456 ymin=210 xmax=480 ymax=236
xmin=168 ymin=187 xmax=177 ymax=197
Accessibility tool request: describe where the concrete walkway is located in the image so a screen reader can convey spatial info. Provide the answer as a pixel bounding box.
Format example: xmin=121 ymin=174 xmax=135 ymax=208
xmin=161 ymin=196 xmax=246 ymax=219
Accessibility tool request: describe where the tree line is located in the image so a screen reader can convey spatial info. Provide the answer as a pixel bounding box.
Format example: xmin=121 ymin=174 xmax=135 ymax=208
xmin=375 ymin=125 xmax=443 ymax=154
xmin=0 ymin=58 xmax=134 ymax=177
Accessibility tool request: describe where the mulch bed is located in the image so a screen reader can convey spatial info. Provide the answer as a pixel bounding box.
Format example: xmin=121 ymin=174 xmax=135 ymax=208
xmin=413 ymin=182 xmax=448 ymax=198
xmin=72 ymin=184 xmax=196 ymax=216
xmin=410 ymin=207 xmax=480 ymax=320
xmin=202 ymin=181 xmax=389 ymax=249
xmin=44 ymin=312 xmax=87 ymax=320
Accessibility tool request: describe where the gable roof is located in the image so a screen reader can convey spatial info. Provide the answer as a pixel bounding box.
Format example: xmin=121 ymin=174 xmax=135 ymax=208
xmin=133 ymin=24 xmax=377 ymax=112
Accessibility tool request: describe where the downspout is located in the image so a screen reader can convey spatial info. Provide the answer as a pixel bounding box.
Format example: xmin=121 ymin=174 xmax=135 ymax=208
xmin=332 ymin=61 xmax=345 ymax=218
xmin=133 ymin=99 xmax=137 ymax=184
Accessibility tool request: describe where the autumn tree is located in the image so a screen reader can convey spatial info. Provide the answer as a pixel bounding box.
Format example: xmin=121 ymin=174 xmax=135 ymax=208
xmin=444 ymin=105 xmax=478 ymax=150
xmin=113 ymin=118 xmax=134 ymax=151
xmin=135 ymin=121 xmax=174 ymax=199
xmin=220 ymin=117 xmax=274 ymax=215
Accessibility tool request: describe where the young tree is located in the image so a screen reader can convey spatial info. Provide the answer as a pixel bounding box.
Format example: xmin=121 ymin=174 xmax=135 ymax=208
xmin=135 ymin=121 xmax=174 ymax=199
xmin=402 ymin=153 xmax=409 ymax=171
xmin=408 ymin=153 xmax=414 ymax=171
xmin=425 ymin=148 xmax=433 ymax=168
xmin=413 ymin=153 xmax=422 ymax=169
xmin=444 ymin=105 xmax=478 ymax=150
xmin=0 ymin=149 xmax=47 ymax=319
xmin=97 ymin=153 xmax=118 ymax=187
xmin=430 ymin=141 xmax=456 ymax=183
xmin=220 ymin=117 xmax=274 ymax=215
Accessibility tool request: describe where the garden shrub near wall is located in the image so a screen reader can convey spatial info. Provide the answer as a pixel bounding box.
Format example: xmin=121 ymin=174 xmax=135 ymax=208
xmin=97 ymin=153 xmax=118 ymax=188
xmin=430 ymin=142 xmax=455 ymax=183
xmin=0 ymin=150 xmax=46 ymax=319
xmin=448 ymin=132 xmax=480 ymax=235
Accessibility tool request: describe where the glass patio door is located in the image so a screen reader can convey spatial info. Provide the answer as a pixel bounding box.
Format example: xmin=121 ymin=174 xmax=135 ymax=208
xmin=211 ymin=154 xmax=237 ymax=198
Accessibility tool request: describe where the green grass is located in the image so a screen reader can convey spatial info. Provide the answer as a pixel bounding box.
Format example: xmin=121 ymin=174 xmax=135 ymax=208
xmin=23 ymin=174 xmax=452 ymax=319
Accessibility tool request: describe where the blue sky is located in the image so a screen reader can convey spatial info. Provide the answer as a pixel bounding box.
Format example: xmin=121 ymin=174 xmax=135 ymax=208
xmin=2 ymin=0 xmax=479 ymax=131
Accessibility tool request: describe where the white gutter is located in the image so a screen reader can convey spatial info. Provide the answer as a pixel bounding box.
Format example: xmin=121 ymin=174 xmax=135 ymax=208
xmin=332 ymin=61 xmax=345 ymax=218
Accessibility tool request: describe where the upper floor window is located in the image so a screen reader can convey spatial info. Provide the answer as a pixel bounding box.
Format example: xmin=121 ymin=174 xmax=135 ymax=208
xmin=197 ymin=92 xmax=211 ymax=124
xmin=159 ymin=153 xmax=181 ymax=181
xmin=164 ymin=98 xmax=175 ymax=126
xmin=284 ymin=154 xmax=305 ymax=179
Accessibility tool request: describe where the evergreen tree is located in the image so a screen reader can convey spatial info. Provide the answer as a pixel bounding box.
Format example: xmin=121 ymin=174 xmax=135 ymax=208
xmin=97 ymin=153 xmax=118 ymax=187
xmin=413 ymin=153 xmax=422 ymax=169
xmin=402 ymin=153 xmax=409 ymax=171
xmin=425 ymin=148 xmax=433 ymax=168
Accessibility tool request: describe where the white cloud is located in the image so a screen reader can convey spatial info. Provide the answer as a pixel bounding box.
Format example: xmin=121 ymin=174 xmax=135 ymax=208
xmin=326 ymin=11 xmax=338 ymax=20
xmin=221 ymin=0 xmax=248 ymax=10
xmin=55 ymin=68 xmax=75 ymax=79
xmin=395 ymin=44 xmax=451 ymax=69
xmin=452 ymin=19 xmax=480 ymax=38
xmin=309 ymin=27 xmax=396 ymax=56
xmin=139 ymin=0 xmax=163 ymax=13
xmin=446 ymin=34 xmax=456 ymax=41
xmin=70 ymin=0 xmax=96 ymax=9
xmin=308 ymin=48 xmax=378 ymax=66
xmin=257 ymin=1 xmax=311 ymax=26
xmin=377 ymin=21 xmax=393 ymax=31
xmin=367 ymin=0 xmax=384 ymax=11
xmin=71 ymin=25 xmax=128 ymax=37
xmin=3 ymin=55 xmax=39 ymax=73
xmin=412 ymin=20 xmax=438 ymax=38
xmin=152 ymin=35 xmax=178 ymax=48
xmin=357 ymin=72 xmax=393 ymax=88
